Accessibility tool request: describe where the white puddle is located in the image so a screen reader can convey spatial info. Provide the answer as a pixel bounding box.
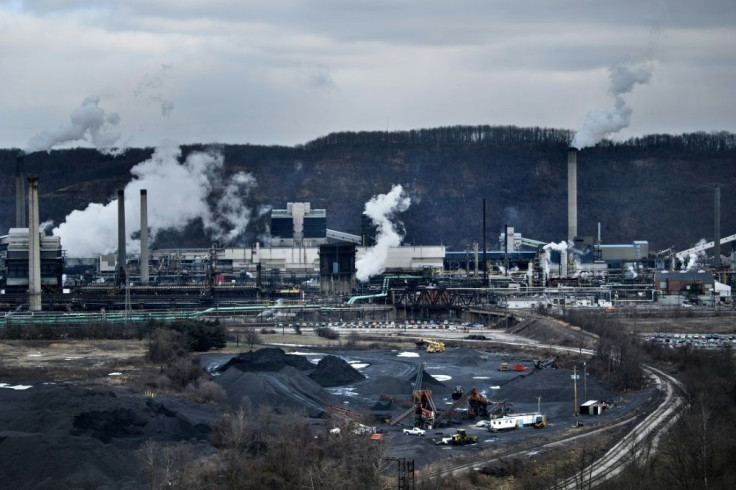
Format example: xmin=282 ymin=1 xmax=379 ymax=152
xmin=0 ymin=383 xmax=32 ymax=390
xmin=473 ymin=376 xmax=490 ymax=380
xmin=433 ymin=375 xmax=452 ymax=382
xmin=108 ymin=372 xmax=123 ymax=376
xmin=328 ymin=387 xmax=358 ymax=397
xmin=397 ymin=352 xmax=420 ymax=358
xmin=349 ymin=361 xmax=369 ymax=369
xmin=28 ymin=353 xmax=42 ymax=357
xmin=490 ymin=385 xmax=501 ymax=390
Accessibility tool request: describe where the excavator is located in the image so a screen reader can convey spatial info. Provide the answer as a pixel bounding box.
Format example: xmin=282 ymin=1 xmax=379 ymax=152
xmin=389 ymin=362 xmax=437 ymax=429
xmin=417 ymin=338 xmax=445 ymax=353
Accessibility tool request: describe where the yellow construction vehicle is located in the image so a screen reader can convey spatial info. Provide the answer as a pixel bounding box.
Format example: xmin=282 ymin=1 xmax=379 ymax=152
xmin=419 ymin=338 xmax=445 ymax=353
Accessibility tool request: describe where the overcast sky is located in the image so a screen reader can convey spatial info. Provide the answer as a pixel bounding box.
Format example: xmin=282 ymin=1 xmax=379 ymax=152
xmin=1 ymin=0 xmax=735 ymax=150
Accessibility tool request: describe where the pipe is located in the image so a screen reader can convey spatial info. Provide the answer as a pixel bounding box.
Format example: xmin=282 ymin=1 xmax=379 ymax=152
xmin=568 ymin=148 xmax=578 ymax=242
xmin=28 ymin=176 xmax=41 ymax=311
xmin=714 ymin=185 xmax=721 ymax=267
xmin=483 ymin=198 xmax=487 ymax=282
xmin=140 ymin=189 xmax=149 ymax=284
xmin=16 ymin=152 xmax=27 ymax=228
xmin=116 ymin=189 xmax=126 ymax=284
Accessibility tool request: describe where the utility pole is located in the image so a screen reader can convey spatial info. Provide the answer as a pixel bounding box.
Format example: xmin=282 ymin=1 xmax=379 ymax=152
xmin=572 ymin=366 xmax=579 ymax=416
xmin=583 ymin=361 xmax=587 ymax=402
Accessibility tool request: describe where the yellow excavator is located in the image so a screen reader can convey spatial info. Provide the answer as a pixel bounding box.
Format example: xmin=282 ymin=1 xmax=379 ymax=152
xmin=418 ymin=338 xmax=445 ymax=353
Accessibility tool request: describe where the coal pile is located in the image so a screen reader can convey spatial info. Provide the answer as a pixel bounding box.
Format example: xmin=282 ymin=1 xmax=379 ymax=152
xmin=309 ymin=355 xmax=365 ymax=387
xmin=447 ymin=348 xmax=489 ymax=367
xmin=217 ymin=347 xmax=315 ymax=372
xmin=0 ymin=384 xmax=217 ymax=489
xmin=215 ymin=365 xmax=336 ymax=417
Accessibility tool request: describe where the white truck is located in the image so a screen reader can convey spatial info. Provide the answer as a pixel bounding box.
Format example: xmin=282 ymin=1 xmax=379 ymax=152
xmin=403 ymin=427 xmax=426 ymax=436
xmin=489 ymin=413 xmax=546 ymax=432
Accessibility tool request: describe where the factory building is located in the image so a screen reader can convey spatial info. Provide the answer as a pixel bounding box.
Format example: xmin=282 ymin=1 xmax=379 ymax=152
xmin=0 ymin=228 xmax=63 ymax=289
xmin=270 ymin=203 xmax=327 ymax=247
xmin=319 ymin=242 xmax=356 ymax=294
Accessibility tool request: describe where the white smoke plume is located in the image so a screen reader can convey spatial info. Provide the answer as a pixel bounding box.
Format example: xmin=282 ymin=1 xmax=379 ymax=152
xmin=626 ymin=263 xmax=638 ymax=279
xmin=25 ymin=96 xmax=123 ymax=155
xmin=134 ymin=64 xmax=175 ymax=117
xmin=39 ymin=220 xmax=54 ymax=234
xmin=682 ymin=239 xmax=708 ymax=271
xmin=355 ymin=185 xmax=411 ymax=282
xmin=53 ymin=141 xmax=257 ymax=257
xmin=571 ymin=62 xmax=652 ymax=149
xmin=543 ymin=241 xmax=570 ymax=276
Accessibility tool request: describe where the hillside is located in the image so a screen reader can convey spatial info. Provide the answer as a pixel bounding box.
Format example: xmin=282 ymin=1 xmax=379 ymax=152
xmin=1 ymin=126 xmax=735 ymax=254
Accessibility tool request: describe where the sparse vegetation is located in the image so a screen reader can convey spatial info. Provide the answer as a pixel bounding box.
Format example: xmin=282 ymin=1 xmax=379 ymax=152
xmin=315 ymin=326 xmax=339 ymax=340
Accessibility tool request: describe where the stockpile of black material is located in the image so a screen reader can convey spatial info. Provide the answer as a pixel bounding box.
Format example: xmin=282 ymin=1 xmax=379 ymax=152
xmin=359 ymin=370 xmax=446 ymax=396
xmin=0 ymin=384 xmax=217 ymax=489
xmin=217 ymin=347 xmax=316 ymax=372
xmin=215 ymin=365 xmax=336 ymax=417
xmin=451 ymin=348 xmax=490 ymax=367
xmin=214 ymin=349 xmax=371 ymax=416
xmin=309 ymin=355 xmax=365 ymax=387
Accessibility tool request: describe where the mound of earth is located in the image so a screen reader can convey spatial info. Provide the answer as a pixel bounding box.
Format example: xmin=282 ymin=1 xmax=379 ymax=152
xmin=509 ymin=317 xmax=597 ymax=348
xmin=408 ymin=371 xmax=446 ymax=389
xmin=448 ymin=348 xmax=489 ymax=366
xmin=309 ymin=355 xmax=365 ymax=387
xmin=0 ymin=384 xmax=217 ymax=489
xmin=217 ymin=347 xmax=316 ymax=373
xmin=215 ymin=365 xmax=336 ymax=417
xmin=360 ymin=375 xmax=414 ymax=396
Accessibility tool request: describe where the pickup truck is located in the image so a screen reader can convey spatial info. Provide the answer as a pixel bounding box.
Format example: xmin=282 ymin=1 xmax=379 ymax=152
xmin=403 ymin=427 xmax=426 ymax=436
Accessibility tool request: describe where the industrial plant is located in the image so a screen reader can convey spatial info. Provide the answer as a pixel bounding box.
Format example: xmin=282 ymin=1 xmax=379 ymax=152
xmin=0 ymin=144 xmax=733 ymax=490
xmin=1 ymin=147 xmax=733 ymax=320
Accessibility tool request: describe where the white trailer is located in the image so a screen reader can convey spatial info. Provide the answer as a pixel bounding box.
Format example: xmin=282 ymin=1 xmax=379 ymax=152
xmin=489 ymin=413 xmax=546 ymax=432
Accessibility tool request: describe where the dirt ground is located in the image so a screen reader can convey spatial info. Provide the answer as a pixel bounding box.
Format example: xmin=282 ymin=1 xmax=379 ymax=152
xmin=0 ymin=312 xmax=724 ymax=488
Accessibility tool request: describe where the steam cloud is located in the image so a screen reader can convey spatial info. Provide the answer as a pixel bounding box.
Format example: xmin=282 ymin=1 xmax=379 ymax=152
xmin=134 ymin=64 xmax=175 ymax=117
xmin=542 ymin=241 xmax=570 ymax=276
xmin=53 ymin=141 xmax=257 ymax=257
xmin=25 ymin=96 xmax=123 ymax=155
xmin=571 ymin=62 xmax=652 ymax=149
xmin=355 ymin=185 xmax=411 ymax=282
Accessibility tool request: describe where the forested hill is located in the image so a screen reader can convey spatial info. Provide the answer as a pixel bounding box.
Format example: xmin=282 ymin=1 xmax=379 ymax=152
xmin=1 ymin=125 xmax=734 ymax=254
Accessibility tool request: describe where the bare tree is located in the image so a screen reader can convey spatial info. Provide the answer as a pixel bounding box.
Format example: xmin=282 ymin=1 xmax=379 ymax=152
xmin=244 ymin=327 xmax=260 ymax=350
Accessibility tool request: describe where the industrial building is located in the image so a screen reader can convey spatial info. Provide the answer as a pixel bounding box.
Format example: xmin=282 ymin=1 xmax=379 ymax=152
xmin=269 ymin=202 xmax=327 ymax=247
xmin=0 ymin=228 xmax=63 ymax=290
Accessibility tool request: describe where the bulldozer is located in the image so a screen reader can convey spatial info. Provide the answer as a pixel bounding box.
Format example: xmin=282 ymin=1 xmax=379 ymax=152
xmin=437 ymin=429 xmax=478 ymax=445
xmin=418 ymin=338 xmax=445 ymax=353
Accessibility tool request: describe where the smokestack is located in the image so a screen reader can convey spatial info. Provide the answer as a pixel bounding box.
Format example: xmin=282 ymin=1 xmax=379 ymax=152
xmin=116 ymin=189 xmax=126 ymax=284
xmin=567 ymin=148 xmax=578 ymax=242
xmin=28 ymin=176 xmax=41 ymax=311
xmin=140 ymin=189 xmax=149 ymax=285
xmin=482 ymin=198 xmax=487 ymax=282
xmin=16 ymin=152 xmax=27 ymax=228
xmin=714 ymin=185 xmax=721 ymax=267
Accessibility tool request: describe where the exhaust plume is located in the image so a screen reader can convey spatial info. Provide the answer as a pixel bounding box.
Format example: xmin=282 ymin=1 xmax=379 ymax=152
xmin=25 ymin=96 xmax=123 ymax=155
xmin=355 ymin=185 xmax=411 ymax=282
xmin=53 ymin=141 xmax=257 ymax=257
xmin=542 ymin=241 xmax=570 ymax=276
xmin=571 ymin=62 xmax=652 ymax=149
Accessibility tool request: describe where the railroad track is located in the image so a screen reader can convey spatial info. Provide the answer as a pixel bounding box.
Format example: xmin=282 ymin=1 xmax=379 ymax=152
xmin=558 ymin=365 xmax=684 ymax=489
xmin=415 ymin=365 xmax=684 ymax=488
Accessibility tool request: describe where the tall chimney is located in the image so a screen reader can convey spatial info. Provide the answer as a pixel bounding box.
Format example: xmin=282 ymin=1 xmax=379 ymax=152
xmin=140 ymin=189 xmax=149 ymax=284
xmin=714 ymin=185 xmax=721 ymax=267
xmin=567 ymin=148 xmax=578 ymax=242
xmin=28 ymin=176 xmax=42 ymax=311
xmin=116 ymin=189 xmax=126 ymax=284
xmin=16 ymin=152 xmax=27 ymax=228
